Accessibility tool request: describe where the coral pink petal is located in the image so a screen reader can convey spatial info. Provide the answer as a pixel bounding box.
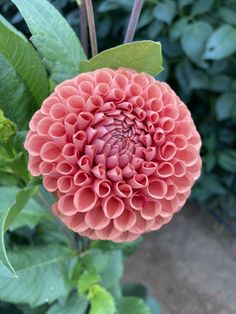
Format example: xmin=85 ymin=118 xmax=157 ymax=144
xmin=74 ymin=187 xmax=98 ymax=212
xmin=102 ymin=195 xmax=124 ymax=219
xmin=24 ymin=67 xmax=202 ymax=242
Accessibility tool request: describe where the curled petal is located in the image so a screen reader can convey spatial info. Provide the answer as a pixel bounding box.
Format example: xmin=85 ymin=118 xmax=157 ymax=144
xmin=57 ymin=176 xmax=73 ymax=193
xmin=49 ymin=103 xmax=67 ymax=121
xmin=156 ymin=162 xmax=175 ymax=178
xmin=37 ymin=117 xmax=54 ymax=136
xmin=94 ymin=179 xmax=111 ymax=198
xmin=58 ymin=194 xmax=78 ymax=216
xmin=48 ymin=122 xmax=67 ymax=145
xmin=39 ymin=161 xmax=55 ymax=176
xmin=26 ymin=134 xmax=47 ymax=156
xmin=62 ymin=143 xmax=78 ymax=164
xmin=141 ymin=200 xmax=161 ymax=220
xmin=28 ymin=155 xmax=42 ymax=176
xmin=41 ymin=142 xmax=61 ymax=162
xmin=147 ymin=179 xmax=168 ymax=199
xmin=85 ymin=206 xmax=110 ymax=230
xmin=114 ymin=181 xmax=132 ymax=198
xmin=67 ymin=95 xmax=85 ymax=113
xmin=114 ymin=209 xmax=136 ymax=231
xmin=128 ymin=174 xmax=148 ymax=189
xmin=102 ymin=194 xmax=124 ymax=219
xmin=74 ymin=187 xmax=98 ymax=212
xmin=73 ymin=130 xmax=86 ymax=151
xmin=43 ymin=176 xmax=58 ymax=192
xmin=41 ymin=97 xmax=60 ymax=115
xmin=107 ymin=166 xmax=123 ymax=182
xmin=64 ymin=113 xmax=78 ymax=136
xmin=56 ymin=161 xmax=75 ymax=175
xmin=74 ymin=170 xmax=93 ymax=187
xmin=77 ymin=112 xmax=94 ymax=130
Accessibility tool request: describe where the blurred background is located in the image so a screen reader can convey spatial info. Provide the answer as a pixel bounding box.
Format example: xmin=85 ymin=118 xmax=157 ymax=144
xmin=1 ymin=0 xmax=236 ymax=313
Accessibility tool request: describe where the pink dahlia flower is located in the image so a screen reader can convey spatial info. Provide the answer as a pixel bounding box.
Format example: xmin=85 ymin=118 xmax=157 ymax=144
xmin=24 ymin=68 xmax=201 ymax=242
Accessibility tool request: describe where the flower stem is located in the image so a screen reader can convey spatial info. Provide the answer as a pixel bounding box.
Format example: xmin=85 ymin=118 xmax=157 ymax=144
xmin=124 ymin=0 xmax=144 ymax=43
xmin=78 ymin=0 xmax=88 ymax=56
xmin=84 ymin=0 xmax=98 ymax=56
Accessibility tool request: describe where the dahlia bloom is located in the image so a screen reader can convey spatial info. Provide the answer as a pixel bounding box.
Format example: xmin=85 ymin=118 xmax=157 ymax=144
xmin=24 ymin=67 xmax=201 ymax=242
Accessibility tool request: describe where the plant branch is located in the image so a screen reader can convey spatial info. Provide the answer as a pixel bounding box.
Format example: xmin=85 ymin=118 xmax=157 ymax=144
xmin=124 ymin=0 xmax=144 ymax=43
xmin=77 ymin=0 xmax=88 ymax=56
xmin=84 ymin=0 xmax=98 ymax=56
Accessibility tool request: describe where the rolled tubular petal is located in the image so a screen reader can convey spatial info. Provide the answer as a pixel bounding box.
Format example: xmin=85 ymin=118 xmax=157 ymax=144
xmin=25 ymin=67 xmax=202 ymax=242
xmin=74 ymin=187 xmax=98 ymax=212
xmin=103 ymin=195 xmax=124 ymax=219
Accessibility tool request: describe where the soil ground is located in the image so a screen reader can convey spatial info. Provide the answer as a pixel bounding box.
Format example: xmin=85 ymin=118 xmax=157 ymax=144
xmin=123 ymin=204 xmax=236 ymax=314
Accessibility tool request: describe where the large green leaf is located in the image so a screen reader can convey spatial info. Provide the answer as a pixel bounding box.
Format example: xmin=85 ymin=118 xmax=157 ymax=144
xmin=11 ymin=0 xmax=87 ymax=82
xmin=116 ymin=297 xmax=152 ymax=314
xmin=0 ymin=54 xmax=34 ymax=129
xmin=204 ymin=25 xmax=236 ymax=60
xmin=0 ymin=245 xmax=76 ymax=307
xmin=0 ymin=184 xmax=37 ymax=277
xmin=181 ymin=22 xmax=213 ymax=65
xmin=9 ymin=195 xmax=52 ymax=231
xmin=100 ymin=251 xmax=123 ymax=292
xmin=0 ymin=15 xmax=48 ymax=106
xmin=47 ymin=293 xmax=88 ymax=314
xmin=79 ymin=41 xmax=163 ymax=77
xmin=88 ymin=284 xmax=116 ymax=314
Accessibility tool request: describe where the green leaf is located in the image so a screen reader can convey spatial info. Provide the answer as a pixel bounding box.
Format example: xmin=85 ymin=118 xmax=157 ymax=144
xmin=81 ymin=249 xmax=109 ymax=274
xmin=47 ymin=293 xmax=88 ymax=314
xmin=88 ymin=284 xmax=116 ymax=314
xmin=218 ymin=150 xmax=236 ymax=173
xmin=218 ymin=7 xmax=236 ymax=27
xmin=9 ymin=195 xmax=52 ymax=231
xmin=191 ymin=0 xmax=214 ymax=16
xmin=0 ymin=15 xmax=48 ymax=106
xmin=78 ymin=268 xmax=101 ymax=296
xmin=116 ymin=297 xmax=152 ymax=314
xmin=79 ymin=41 xmax=163 ymax=76
xmin=100 ymin=251 xmax=123 ymax=292
xmin=181 ymin=21 xmax=213 ymax=65
xmin=169 ymin=18 xmax=189 ymax=41
xmin=11 ymin=0 xmax=87 ymax=82
xmin=215 ymin=93 xmax=236 ymax=121
xmin=210 ymin=75 xmax=232 ymax=92
xmin=204 ymin=25 xmax=236 ymax=60
xmin=178 ymin=0 xmax=194 ymax=8
xmin=0 ymin=53 xmax=34 ymax=129
xmin=0 ymin=245 xmax=76 ymax=307
xmin=153 ymin=0 xmax=176 ymax=25
xmin=0 ymin=184 xmax=37 ymax=277
xmin=0 ymin=110 xmax=16 ymax=142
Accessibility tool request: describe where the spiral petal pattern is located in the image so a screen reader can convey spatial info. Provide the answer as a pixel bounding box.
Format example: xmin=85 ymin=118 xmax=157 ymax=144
xmin=25 ymin=68 xmax=202 ymax=242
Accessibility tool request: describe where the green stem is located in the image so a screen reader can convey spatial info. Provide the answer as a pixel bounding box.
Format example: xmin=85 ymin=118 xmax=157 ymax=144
xmin=84 ymin=0 xmax=98 ymax=56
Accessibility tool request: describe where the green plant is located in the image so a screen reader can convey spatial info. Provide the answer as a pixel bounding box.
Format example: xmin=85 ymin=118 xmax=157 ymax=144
xmin=0 ymin=0 xmax=163 ymax=313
